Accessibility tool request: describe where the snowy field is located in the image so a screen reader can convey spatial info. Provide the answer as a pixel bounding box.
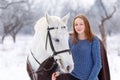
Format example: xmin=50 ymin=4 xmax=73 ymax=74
xmin=0 ymin=34 xmax=120 ymax=80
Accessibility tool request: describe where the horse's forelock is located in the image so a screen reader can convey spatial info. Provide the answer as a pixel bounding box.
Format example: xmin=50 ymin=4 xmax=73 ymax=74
xmin=34 ymin=17 xmax=48 ymax=32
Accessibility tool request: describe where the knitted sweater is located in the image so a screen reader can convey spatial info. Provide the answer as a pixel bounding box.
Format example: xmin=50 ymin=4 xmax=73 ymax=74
xmin=68 ymin=36 xmax=102 ymax=80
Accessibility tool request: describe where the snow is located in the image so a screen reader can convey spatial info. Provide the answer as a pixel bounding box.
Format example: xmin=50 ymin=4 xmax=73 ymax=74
xmin=0 ymin=36 xmax=31 ymax=80
xmin=0 ymin=34 xmax=120 ymax=80
xmin=107 ymin=34 xmax=120 ymax=80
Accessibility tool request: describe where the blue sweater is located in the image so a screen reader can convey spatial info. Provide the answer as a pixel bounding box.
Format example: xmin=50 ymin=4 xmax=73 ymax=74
xmin=69 ymin=36 xmax=102 ymax=80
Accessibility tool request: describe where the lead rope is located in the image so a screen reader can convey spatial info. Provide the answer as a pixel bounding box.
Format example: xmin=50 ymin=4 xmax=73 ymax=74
xmin=31 ymin=51 xmax=41 ymax=65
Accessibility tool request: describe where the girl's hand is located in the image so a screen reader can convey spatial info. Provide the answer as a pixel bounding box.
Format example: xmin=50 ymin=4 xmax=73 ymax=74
xmin=52 ymin=72 xmax=60 ymax=80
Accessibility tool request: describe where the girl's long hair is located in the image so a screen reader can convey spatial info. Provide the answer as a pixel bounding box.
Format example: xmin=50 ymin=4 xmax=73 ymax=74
xmin=71 ymin=14 xmax=94 ymax=44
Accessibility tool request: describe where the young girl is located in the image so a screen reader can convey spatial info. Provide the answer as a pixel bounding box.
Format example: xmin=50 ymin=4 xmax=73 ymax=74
xmin=52 ymin=14 xmax=102 ymax=80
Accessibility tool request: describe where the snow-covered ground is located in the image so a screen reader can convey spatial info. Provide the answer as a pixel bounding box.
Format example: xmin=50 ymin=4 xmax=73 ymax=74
xmin=0 ymin=35 xmax=31 ymax=80
xmin=0 ymin=34 xmax=120 ymax=80
xmin=107 ymin=34 xmax=120 ymax=80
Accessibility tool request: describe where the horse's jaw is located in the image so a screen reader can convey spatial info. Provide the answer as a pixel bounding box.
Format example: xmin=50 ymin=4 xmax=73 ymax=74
xmin=54 ymin=54 xmax=74 ymax=73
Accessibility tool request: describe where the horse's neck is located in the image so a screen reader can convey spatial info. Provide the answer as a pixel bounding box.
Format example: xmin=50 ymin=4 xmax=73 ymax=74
xmin=30 ymin=18 xmax=51 ymax=63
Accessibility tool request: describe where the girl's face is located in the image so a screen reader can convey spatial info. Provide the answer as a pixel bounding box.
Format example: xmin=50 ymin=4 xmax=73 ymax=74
xmin=74 ymin=18 xmax=85 ymax=35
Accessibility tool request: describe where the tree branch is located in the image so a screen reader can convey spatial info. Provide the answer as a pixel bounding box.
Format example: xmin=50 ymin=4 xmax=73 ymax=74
xmin=103 ymin=6 xmax=116 ymax=21
xmin=99 ymin=0 xmax=108 ymax=16
xmin=0 ymin=1 xmax=26 ymax=9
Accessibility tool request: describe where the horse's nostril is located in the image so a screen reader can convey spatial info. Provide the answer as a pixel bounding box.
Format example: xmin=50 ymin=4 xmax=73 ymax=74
xmin=55 ymin=39 xmax=59 ymax=42
xmin=67 ymin=66 xmax=70 ymax=72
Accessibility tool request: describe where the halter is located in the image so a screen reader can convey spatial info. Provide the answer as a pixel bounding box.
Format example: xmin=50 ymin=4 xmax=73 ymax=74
xmin=30 ymin=26 xmax=70 ymax=80
xmin=31 ymin=26 xmax=70 ymax=65
xmin=45 ymin=26 xmax=70 ymax=56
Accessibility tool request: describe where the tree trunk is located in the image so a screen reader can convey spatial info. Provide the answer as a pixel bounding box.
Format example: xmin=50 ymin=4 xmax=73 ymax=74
xmin=12 ymin=34 xmax=16 ymax=43
xmin=99 ymin=20 xmax=107 ymax=49
xmin=1 ymin=34 xmax=6 ymax=44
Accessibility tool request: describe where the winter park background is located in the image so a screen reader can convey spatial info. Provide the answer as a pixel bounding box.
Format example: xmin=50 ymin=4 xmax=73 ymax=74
xmin=0 ymin=0 xmax=120 ymax=80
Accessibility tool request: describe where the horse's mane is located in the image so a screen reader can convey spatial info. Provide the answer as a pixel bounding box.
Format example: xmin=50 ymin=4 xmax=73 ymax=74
xmin=34 ymin=17 xmax=47 ymax=32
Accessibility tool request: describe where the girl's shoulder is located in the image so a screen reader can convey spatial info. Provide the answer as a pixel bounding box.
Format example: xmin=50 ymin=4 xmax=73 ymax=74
xmin=92 ymin=36 xmax=100 ymax=44
xmin=93 ymin=35 xmax=99 ymax=41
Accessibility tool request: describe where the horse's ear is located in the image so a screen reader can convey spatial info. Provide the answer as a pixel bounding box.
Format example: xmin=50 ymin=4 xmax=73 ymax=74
xmin=62 ymin=13 xmax=70 ymax=24
xmin=46 ymin=13 xmax=51 ymax=24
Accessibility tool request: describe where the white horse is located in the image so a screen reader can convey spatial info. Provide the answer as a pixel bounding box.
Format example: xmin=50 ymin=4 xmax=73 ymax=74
xmin=26 ymin=13 xmax=74 ymax=80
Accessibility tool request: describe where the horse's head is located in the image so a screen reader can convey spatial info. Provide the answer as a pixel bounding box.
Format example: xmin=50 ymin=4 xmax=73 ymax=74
xmin=45 ymin=13 xmax=74 ymax=73
xmin=27 ymin=13 xmax=74 ymax=80
xmin=30 ymin=13 xmax=73 ymax=74
xmin=46 ymin=13 xmax=70 ymax=54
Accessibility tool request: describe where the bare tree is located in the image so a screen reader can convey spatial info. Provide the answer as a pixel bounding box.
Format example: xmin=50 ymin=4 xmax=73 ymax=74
xmin=98 ymin=0 xmax=116 ymax=48
xmin=0 ymin=0 xmax=34 ymax=43
xmin=86 ymin=0 xmax=117 ymax=49
xmin=1 ymin=14 xmax=23 ymax=43
xmin=0 ymin=0 xmax=26 ymax=9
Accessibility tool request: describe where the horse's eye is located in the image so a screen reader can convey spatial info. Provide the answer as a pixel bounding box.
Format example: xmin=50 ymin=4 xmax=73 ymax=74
xmin=55 ymin=38 xmax=59 ymax=42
